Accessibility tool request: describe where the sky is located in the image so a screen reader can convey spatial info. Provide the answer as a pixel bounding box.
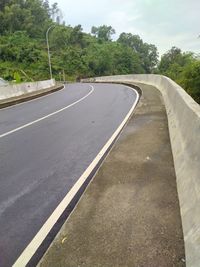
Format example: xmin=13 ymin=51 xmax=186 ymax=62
xmin=49 ymin=0 xmax=200 ymax=56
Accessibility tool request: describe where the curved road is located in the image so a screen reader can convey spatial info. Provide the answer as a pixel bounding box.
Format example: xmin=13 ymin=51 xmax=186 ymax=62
xmin=0 ymin=83 xmax=138 ymax=267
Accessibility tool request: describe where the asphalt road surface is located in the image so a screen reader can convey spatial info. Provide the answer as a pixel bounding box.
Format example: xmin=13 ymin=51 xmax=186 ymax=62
xmin=0 ymin=83 xmax=138 ymax=267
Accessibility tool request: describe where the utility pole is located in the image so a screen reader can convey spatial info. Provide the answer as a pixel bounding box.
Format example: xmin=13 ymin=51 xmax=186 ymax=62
xmin=46 ymin=25 xmax=56 ymax=80
xmin=62 ymin=69 xmax=66 ymax=82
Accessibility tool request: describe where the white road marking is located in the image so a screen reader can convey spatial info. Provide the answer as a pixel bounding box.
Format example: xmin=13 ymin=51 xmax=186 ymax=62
xmin=13 ymin=84 xmax=139 ymax=267
xmin=0 ymin=85 xmax=94 ymax=139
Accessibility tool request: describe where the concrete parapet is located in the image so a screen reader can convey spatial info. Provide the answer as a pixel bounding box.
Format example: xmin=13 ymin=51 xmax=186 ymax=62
xmin=0 ymin=79 xmax=55 ymax=100
xmin=82 ymin=74 xmax=200 ymax=267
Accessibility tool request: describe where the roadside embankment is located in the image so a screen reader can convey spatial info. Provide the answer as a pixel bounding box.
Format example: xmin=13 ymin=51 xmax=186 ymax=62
xmin=0 ymin=79 xmax=64 ymax=108
xmin=82 ymin=74 xmax=200 ymax=267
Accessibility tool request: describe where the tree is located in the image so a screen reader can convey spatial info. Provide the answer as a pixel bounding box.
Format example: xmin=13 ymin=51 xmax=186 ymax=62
xmin=117 ymin=32 xmax=159 ymax=73
xmin=141 ymin=43 xmax=159 ymax=73
xmin=118 ymin=32 xmax=143 ymax=52
xmin=91 ymin=25 xmax=115 ymax=42
xmin=0 ymin=0 xmax=51 ymax=37
xmin=0 ymin=0 xmax=11 ymax=11
xmin=0 ymin=1 xmax=159 ymax=81
xmin=158 ymin=47 xmax=194 ymax=75
xmin=177 ymin=60 xmax=200 ymax=103
xmin=69 ymin=25 xmax=84 ymax=46
xmin=159 ymin=46 xmax=182 ymax=73
xmin=158 ymin=46 xmax=200 ymax=103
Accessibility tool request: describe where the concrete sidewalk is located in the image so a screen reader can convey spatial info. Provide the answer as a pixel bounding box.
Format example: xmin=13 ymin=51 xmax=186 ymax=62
xmin=38 ymin=83 xmax=185 ymax=267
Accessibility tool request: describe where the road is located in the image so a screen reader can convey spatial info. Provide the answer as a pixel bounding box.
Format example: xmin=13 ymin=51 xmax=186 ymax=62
xmin=0 ymin=83 xmax=138 ymax=267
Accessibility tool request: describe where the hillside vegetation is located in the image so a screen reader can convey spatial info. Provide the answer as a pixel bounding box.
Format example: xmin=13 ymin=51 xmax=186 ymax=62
xmin=0 ymin=0 xmax=199 ymax=103
xmin=158 ymin=47 xmax=200 ymax=103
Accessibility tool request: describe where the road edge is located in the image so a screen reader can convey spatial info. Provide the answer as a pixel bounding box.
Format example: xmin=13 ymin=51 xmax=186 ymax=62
xmin=13 ymin=84 xmax=139 ymax=267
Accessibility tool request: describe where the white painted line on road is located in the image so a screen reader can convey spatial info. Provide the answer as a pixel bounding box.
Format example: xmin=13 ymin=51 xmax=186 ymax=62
xmin=0 ymin=85 xmax=94 ymax=139
xmin=13 ymin=84 xmax=139 ymax=267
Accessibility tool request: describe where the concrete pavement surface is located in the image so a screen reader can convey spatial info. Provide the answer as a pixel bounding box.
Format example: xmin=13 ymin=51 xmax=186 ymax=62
xmin=0 ymin=83 xmax=138 ymax=267
xmin=38 ymin=82 xmax=185 ymax=267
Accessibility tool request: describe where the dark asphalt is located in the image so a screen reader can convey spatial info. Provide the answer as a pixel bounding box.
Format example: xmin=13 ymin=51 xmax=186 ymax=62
xmin=38 ymin=82 xmax=185 ymax=267
xmin=0 ymin=83 xmax=137 ymax=267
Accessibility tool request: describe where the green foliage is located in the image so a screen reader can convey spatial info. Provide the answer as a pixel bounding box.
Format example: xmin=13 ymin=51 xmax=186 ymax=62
xmin=117 ymin=32 xmax=159 ymax=73
xmin=91 ymin=25 xmax=115 ymax=42
xmin=14 ymin=71 xmax=21 ymax=83
xmin=0 ymin=0 xmax=51 ymax=38
xmin=158 ymin=47 xmax=200 ymax=104
xmin=179 ymin=61 xmax=200 ymax=103
xmin=0 ymin=0 xmax=158 ymax=84
xmin=0 ymin=1 xmax=198 ymax=104
xmin=158 ymin=46 xmax=193 ymax=73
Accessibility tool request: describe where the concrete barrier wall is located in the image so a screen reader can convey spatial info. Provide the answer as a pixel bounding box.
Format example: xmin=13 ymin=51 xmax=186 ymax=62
xmin=0 ymin=79 xmax=55 ymax=100
xmin=82 ymin=74 xmax=200 ymax=267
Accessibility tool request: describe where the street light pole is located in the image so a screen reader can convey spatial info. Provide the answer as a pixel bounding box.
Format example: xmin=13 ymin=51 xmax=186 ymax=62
xmin=46 ymin=25 xmax=56 ymax=80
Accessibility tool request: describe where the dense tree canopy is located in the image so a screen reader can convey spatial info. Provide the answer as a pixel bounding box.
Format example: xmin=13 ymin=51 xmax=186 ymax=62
xmin=0 ymin=0 xmax=199 ymax=103
xmin=158 ymin=47 xmax=200 ymax=103
xmin=117 ymin=32 xmax=159 ymax=73
xmin=91 ymin=25 xmax=116 ymax=42
xmin=0 ymin=0 xmax=52 ymax=37
xmin=0 ymin=0 xmax=159 ymax=82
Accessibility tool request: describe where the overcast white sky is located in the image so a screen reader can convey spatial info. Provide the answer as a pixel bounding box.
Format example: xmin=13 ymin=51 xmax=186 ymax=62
xmin=49 ymin=0 xmax=200 ymax=56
